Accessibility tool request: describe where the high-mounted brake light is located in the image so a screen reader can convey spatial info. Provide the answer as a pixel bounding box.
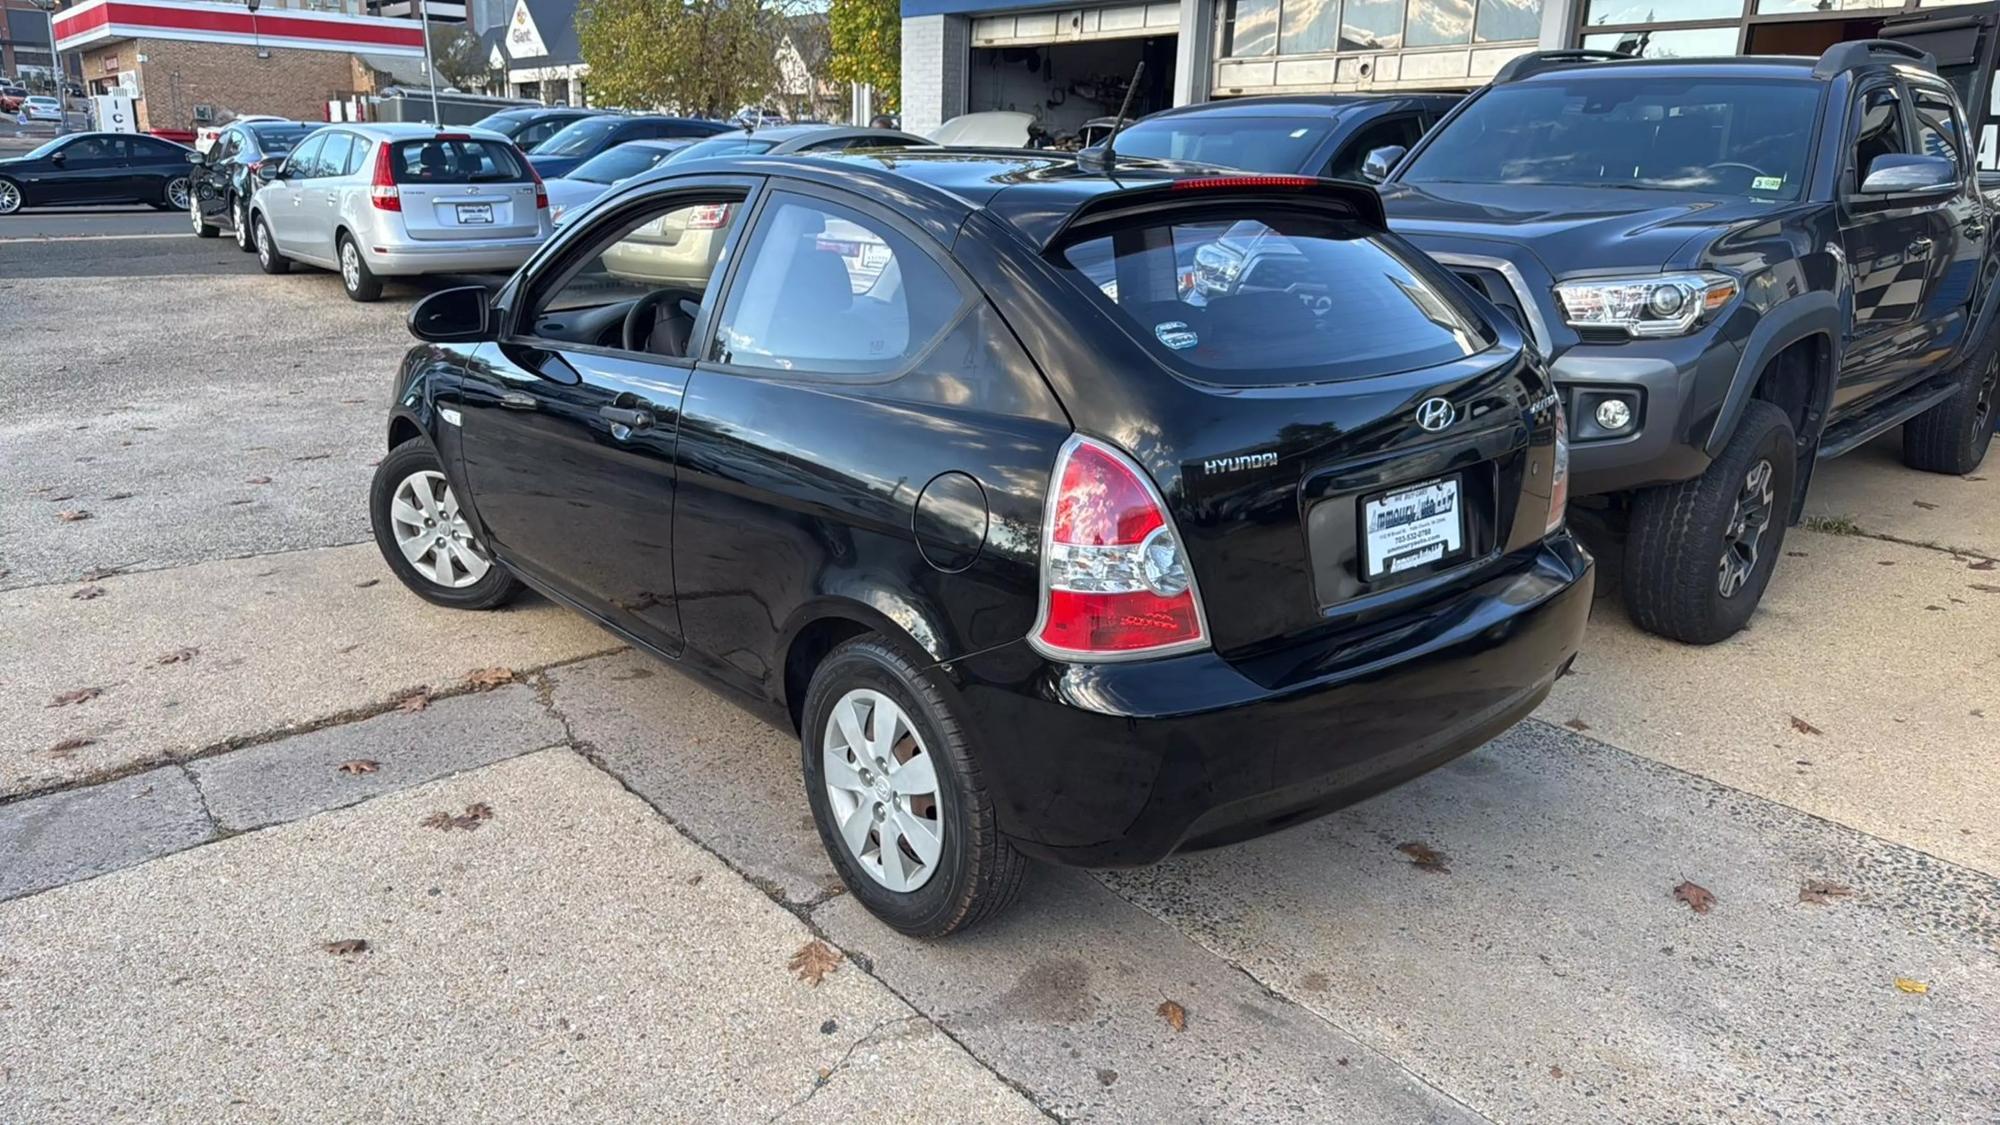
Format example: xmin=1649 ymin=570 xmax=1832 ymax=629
xmin=1170 ymin=175 xmax=1319 ymax=192
xmin=369 ymin=141 xmax=400 ymax=211
xmin=1032 ymin=436 xmax=1209 ymax=660
xmin=433 ymin=132 xmax=471 ymax=142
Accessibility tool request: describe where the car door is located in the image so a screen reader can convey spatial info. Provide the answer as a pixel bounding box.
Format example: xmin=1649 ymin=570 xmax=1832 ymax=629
xmin=299 ymin=131 xmax=356 ymax=254
xmin=454 ymin=177 xmax=760 ymax=656
xmin=1837 ymin=80 xmax=1951 ymax=408
xmin=196 ymin=128 xmax=239 ymax=225
xmin=127 ymin=135 xmax=189 ymax=205
xmin=264 ymin=132 xmax=325 ymax=254
xmin=45 ymin=135 xmax=124 ymax=203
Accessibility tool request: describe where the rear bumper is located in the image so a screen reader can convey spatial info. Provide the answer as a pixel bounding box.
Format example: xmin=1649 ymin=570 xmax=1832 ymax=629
xmin=946 ymin=534 xmax=1594 ymax=867
xmin=362 ymin=235 xmax=548 ymax=276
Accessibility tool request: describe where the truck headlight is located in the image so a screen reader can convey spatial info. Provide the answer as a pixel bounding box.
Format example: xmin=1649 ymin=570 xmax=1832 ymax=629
xmin=1554 ymin=272 xmax=1737 ymax=338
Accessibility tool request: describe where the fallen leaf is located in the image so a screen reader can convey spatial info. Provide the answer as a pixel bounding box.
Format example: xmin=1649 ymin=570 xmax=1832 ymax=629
xmin=1894 ymin=978 xmax=1929 ymax=995
xmin=788 ymin=939 xmax=842 ymax=986
xmin=245 ymin=476 xmax=272 ymax=485
xmin=291 ymin=452 xmax=332 ymax=462
xmin=1156 ymin=999 xmax=1188 ymax=1032
xmin=337 ymin=759 xmax=380 ymax=775
xmin=1396 ymin=841 xmax=1451 ymax=873
xmin=1970 ymin=559 xmax=1996 ymax=571
xmin=1790 ymin=716 xmax=1823 ymax=736
xmin=70 ymin=585 xmax=106 ymax=600
xmin=57 ymin=509 xmax=91 ymax=522
xmin=1970 ymin=584 xmax=2000 ymax=594
xmin=156 ymin=647 xmax=198 ymax=665
xmin=103 ymin=491 xmax=135 ymax=501
xmin=353 ymin=578 xmax=380 ymax=589
xmin=81 ymin=566 xmax=123 ymax=581
xmin=1785 ymin=550 xmax=1808 ymax=558
xmin=1563 ymin=718 xmax=1591 ymax=732
xmin=395 ymin=689 xmax=430 ymax=714
xmin=1673 ymin=880 xmax=1716 ymax=915
xmin=48 ymin=493 xmax=74 ymax=502
xmin=45 ymin=736 xmax=95 ymax=758
xmin=465 ymin=666 xmax=515 ymax=690
xmin=421 ymin=802 xmax=493 ymax=831
xmin=1799 ymin=880 xmax=1854 ymax=906
xmin=1550 ymin=1065 xmax=1565 ymax=1079
xmin=47 ymin=687 xmax=102 ymax=708
xmin=1913 ymin=500 xmax=1939 ymax=511
xmin=1877 ymin=560 xmax=1896 ymax=566
xmin=322 ymin=939 xmax=369 ymax=956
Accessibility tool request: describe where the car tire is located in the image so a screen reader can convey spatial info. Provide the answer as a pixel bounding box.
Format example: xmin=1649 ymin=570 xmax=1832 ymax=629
xmin=368 ymin=439 xmax=523 ymax=611
xmin=800 ymin=636 xmax=1028 ymax=938
xmin=190 ymin=195 xmax=219 ymax=238
xmin=1902 ymin=342 xmax=1998 ymax=476
xmin=253 ymin=213 xmax=291 ymax=275
xmin=1623 ymin=400 xmax=1797 ymax=645
xmin=0 ymin=177 xmax=22 ymax=215
xmin=152 ymin=175 xmax=190 ymax=212
xmin=338 ymin=233 xmax=383 ymax=302
xmin=232 ymin=196 xmax=256 ymax=253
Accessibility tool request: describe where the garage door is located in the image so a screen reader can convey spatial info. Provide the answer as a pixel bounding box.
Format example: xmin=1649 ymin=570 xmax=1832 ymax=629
xmin=972 ymin=3 xmax=1179 ymax=46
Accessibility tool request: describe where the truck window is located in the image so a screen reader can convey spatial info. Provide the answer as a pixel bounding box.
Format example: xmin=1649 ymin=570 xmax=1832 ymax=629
xmin=1912 ymin=86 xmax=1965 ymax=175
xmin=1852 ymin=86 xmax=1910 ymax=188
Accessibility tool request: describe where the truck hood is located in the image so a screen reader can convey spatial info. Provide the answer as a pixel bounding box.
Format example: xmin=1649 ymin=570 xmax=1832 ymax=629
xmin=1378 ymin=181 xmax=1782 ymax=274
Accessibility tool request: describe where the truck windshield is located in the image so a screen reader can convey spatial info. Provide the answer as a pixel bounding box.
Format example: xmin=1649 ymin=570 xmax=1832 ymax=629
xmin=1402 ymin=76 xmax=1821 ymax=200
xmin=1108 ymin=116 xmax=1334 ymax=173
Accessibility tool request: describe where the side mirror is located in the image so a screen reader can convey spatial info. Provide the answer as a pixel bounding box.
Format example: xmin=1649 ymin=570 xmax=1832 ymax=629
xmin=1859 ymin=153 xmax=1958 ymax=197
xmin=185 ymin=149 xmax=206 ymax=166
xmin=257 ymin=162 xmax=283 ymax=183
xmin=48 ymin=151 xmax=64 ymax=167
xmin=1360 ymin=145 xmax=1407 ymax=184
xmin=409 ymin=285 xmax=494 ymax=343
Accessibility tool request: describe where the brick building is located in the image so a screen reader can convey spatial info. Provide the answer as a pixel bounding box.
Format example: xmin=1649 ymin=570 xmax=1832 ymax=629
xmin=52 ymin=0 xmax=425 ymax=137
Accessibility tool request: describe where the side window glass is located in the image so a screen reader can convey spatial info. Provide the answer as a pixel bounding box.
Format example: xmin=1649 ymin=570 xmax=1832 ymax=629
xmin=346 ymin=138 xmax=372 ymax=176
xmin=530 ymin=196 xmax=745 ymax=357
xmin=1853 ymin=86 xmax=1910 ymax=188
xmin=1328 ymin=114 xmax=1424 ymax=179
xmin=1914 ymin=87 xmax=1965 ymax=175
xmin=64 ymin=137 xmax=109 ymax=162
xmin=319 ymin=134 xmax=355 ymax=179
xmin=288 ymin=135 xmax=327 ymax=178
xmin=712 ymin=194 xmax=966 ymax=376
xmin=215 ymin=132 xmax=239 ymax=161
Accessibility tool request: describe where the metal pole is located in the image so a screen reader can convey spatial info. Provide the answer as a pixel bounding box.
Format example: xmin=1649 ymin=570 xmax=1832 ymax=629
xmin=33 ymin=0 xmax=65 ymax=135
xmin=419 ymin=8 xmax=441 ymax=125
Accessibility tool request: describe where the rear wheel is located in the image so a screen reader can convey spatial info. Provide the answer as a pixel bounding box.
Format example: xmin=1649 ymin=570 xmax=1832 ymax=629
xmin=0 ymin=178 xmax=22 ymax=215
xmin=338 ymin=233 xmax=383 ymax=302
xmin=368 ymin=439 xmax=521 ymax=610
xmin=153 ymin=175 xmax=190 ymax=212
xmin=1903 ymin=343 xmax=1998 ymax=475
xmin=801 ymin=637 xmax=1027 ymax=938
xmin=1623 ymin=400 xmax=1797 ymax=645
xmin=253 ymin=214 xmax=291 ymax=275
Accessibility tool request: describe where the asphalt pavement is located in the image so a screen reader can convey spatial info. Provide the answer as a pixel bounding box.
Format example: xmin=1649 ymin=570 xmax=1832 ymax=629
xmin=0 ymin=207 xmax=1995 ymax=1123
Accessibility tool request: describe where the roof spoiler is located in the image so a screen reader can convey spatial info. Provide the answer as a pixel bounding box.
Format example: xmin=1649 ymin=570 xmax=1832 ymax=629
xmin=1043 ymin=175 xmax=1385 ymax=250
xmin=1491 ymin=49 xmax=1630 ymax=84
xmin=1812 ymin=38 xmax=1935 ymax=78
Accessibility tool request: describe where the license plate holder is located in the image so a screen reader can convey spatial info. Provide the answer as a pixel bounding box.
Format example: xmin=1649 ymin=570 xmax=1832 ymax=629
xmin=1361 ymin=476 xmax=1465 ymax=581
xmin=455 ymin=203 xmax=494 ymax=225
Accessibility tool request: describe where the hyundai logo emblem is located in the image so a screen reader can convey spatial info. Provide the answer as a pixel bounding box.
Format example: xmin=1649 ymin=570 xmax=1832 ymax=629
xmin=1415 ymin=397 xmax=1457 ymax=432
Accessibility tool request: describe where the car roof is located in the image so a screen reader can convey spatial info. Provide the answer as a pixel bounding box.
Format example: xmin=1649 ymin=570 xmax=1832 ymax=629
xmin=489 ymin=105 xmax=605 ymax=120
xmin=1142 ymin=93 xmax=1460 ymax=118
xmin=327 ymin=122 xmax=514 ymax=142
xmin=1507 ymin=55 xmax=1825 ymax=83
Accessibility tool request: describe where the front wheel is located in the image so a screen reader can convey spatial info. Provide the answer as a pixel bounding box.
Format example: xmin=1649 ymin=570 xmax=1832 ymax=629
xmin=338 ymin=233 xmax=383 ymax=302
xmin=232 ymin=196 xmax=255 ymax=252
xmin=1903 ymin=345 xmax=1998 ymax=475
xmin=154 ymin=175 xmax=190 ymax=212
xmin=1623 ymin=400 xmax=1797 ymax=645
xmin=368 ymin=439 xmax=522 ymax=611
xmin=801 ymin=637 xmax=1027 ymax=938
xmin=0 ymin=177 xmax=23 ymax=215
xmin=190 ymin=194 xmax=219 ymax=238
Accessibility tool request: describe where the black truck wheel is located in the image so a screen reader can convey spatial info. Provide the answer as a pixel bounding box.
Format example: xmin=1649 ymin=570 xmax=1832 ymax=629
xmin=1903 ymin=344 xmax=1998 ymax=476
xmin=1624 ymin=401 xmax=1797 ymax=645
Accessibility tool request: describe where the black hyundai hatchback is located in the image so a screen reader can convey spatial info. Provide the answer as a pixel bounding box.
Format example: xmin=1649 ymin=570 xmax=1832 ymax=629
xmin=370 ymin=151 xmax=1593 ymax=936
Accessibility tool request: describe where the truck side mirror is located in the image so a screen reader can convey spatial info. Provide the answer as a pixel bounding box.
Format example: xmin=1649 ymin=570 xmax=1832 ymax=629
xmin=1361 ymin=145 xmax=1407 ymax=184
xmin=1858 ymin=153 xmax=1957 ymax=197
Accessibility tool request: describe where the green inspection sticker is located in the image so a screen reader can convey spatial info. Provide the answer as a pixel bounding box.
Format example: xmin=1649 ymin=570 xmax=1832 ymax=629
xmin=1752 ymin=175 xmax=1784 ymax=192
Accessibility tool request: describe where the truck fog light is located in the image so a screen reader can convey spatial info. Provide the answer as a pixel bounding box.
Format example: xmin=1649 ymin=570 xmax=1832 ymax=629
xmin=1595 ymin=398 xmax=1634 ymax=432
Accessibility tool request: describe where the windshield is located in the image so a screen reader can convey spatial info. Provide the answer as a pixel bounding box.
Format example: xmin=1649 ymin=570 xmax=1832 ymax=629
xmin=535 ymin=117 xmax=621 ymax=156
xmin=667 ymin=136 xmax=776 ymax=162
xmin=1110 ymin=115 xmax=1335 ymax=172
xmin=251 ymin=125 xmax=313 ymax=153
xmin=1403 ymin=77 xmax=1822 ymax=200
xmin=570 ymin=144 xmax=681 ymax=184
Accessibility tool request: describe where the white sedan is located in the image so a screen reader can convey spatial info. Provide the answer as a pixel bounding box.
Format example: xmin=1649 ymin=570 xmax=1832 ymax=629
xmin=18 ymin=97 xmax=61 ymax=124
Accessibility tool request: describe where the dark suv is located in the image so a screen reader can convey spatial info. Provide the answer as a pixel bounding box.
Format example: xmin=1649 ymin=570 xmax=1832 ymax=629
xmin=371 ymin=152 xmax=1592 ymax=936
xmin=1373 ymin=42 xmax=2000 ymax=643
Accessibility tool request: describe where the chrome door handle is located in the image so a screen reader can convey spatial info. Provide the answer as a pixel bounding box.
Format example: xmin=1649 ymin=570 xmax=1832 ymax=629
xmin=498 ymin=390 xmax=537 ymax=410
xmin=324 ymin=192 xmax=337 ymax=204
xmin=1907 ymin=237 xmax=1934 ymax=257
xmin=599 ymin=405 xmax=654 ymax=432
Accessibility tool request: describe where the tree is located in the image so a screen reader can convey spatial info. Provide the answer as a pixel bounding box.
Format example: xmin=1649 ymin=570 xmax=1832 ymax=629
xmin=827 ymin=0 xmax=898 ymax=112
xmin=578 ymin=0 xmax=780 ymax=118
xmin=428 ymin=22 xmax=490 ymax=92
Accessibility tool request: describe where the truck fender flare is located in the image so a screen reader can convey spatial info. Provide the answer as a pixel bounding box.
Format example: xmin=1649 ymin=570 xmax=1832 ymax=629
xmin=1703 ymin=292 xmax=1843 ymax=458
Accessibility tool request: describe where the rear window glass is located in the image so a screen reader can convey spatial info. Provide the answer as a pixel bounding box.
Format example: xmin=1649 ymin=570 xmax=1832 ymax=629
xmin=251 ymin=125 xmax=313 ymax=152
xmin=668 ymin=136 xmax=777 ymax=163
xmin=391 ymin=139 xmax=525 ymax=184
xmin=1058 ymin=210 xmax=1489 ymax=385
xmin=1109 ymin=115 xmax=1334 ymax=172
xmin=570 ymin=143 xmax=683 ymax=184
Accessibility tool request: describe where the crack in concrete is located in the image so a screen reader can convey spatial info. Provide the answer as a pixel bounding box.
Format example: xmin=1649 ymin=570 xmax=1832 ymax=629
xmin=1831 ymin=526 xmax=2000 ymax=563
xmin=176 ymin=762 xmax=227 ymax=844
xmin=767 ymin=1013 xmax=928 ymax=1123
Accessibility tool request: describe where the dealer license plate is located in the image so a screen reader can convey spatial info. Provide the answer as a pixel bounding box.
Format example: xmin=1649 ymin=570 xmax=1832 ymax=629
xmin=1363 ymin=477 xmax=1464 ymax=580
xmin=456 ymin=203 xmax=494 ymax=225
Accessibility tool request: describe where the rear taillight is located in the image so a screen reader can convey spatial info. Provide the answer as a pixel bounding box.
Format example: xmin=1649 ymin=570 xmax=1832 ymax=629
xmin=1546 ymin=398 xmax=1570 ymax=535
xmin=688 ymin=203 xmax=731 ymax=229
xmin=1032 ymin=436 xmax=1208 ymax=660
xmin=369 ymin=142 xmax=400 ymax=211
xmin=518 ymin=145 xmax=548 ymax=210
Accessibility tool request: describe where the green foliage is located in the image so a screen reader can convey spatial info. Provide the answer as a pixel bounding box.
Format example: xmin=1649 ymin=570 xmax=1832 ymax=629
xmin=827 ymin=0 xmax=899 ymax=111
xmin=578 ymin=0 xmax=781 ymax=118
xmin=428 ymin=22 xmax=490 ymax=91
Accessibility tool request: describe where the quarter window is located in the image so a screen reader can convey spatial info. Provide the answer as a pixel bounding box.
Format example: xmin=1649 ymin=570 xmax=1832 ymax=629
xmin=1913 ymin=86 xmax=1965 ymax=175
xmin=712 ymin=195 xmax=965 ymax=376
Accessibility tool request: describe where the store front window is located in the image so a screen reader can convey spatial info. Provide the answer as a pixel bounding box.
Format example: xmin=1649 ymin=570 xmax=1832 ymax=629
xmin=1226 ymin=0 xmax=1544 ymax=55
xmin=1581 ymin=24 xmax=1740 ymax=55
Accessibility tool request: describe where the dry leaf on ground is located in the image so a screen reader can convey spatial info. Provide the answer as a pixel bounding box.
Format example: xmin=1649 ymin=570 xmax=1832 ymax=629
xmin=1894 ymin=978 xmax=1929 ymax=995
xmin=1673 ymin=880 xmax=1716 ymax=914
xmin=156 ymin=647 xmax=198 ymax=665
xmin=1970 ymin=584 xmax=2000 ymax=594
xmin=245 ymin=476 xmax=272 ymax=485
xmin=465 ymin=666 xmax=515 ymax=690
xmin=1913 ymin=500 xmax=1939 ymax=510
xmin=46 ymin=687 xmax=102 ymax=708
xmin=322 ymin=939 xmax=369 ymax=956
xmin=70 ymin=585 xmax=105 ymax=600
xmin=337 ymin=759 xmax=380 ymax=776
xmin=1396 ymin=841 xmax=1451 ymax=873
xmin=1799 ymin=879 xmax=1854 ymax=905
xmin=45 ymin=736 xmax=95 ymax=758
xmin=354 ymin=578 xmax=380 ymax=588
xmin=1790 ymin=716 xmax=1823 ymax=736
xmin=1157 ymin=1000 xmax=1188 ymax=1032
xmin=395 ymin=689 xmax=430 ymax=714
xmin=57 ymin=509 xmax=91 ymax=522
xmin=788 ymin=939 xmax=843 ymax=986
xmin=1970 ymin=559 xmax=1996 ymax=571
xmin=421 ymin=802 xmax=494 ymax=831
xmin=1563 ymin=718 xmax=1591 ymax=732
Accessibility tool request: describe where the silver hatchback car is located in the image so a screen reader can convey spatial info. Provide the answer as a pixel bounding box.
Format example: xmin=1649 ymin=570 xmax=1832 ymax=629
xmin=248 ymin=123 xmax=552 ymax=301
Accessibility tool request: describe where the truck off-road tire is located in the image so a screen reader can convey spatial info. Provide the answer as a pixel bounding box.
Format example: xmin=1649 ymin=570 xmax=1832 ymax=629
xmin=253 ymin=214 xmax=291 ymax=275
xmin=1624 ymin=400 xmax=1797 ymax=645
xmin=801 ymin=636 xmax=1028 ymax=938
xmin=1902 ymin=344 xmax=1998 ymax=475
xmin=369 ymin=439 xmax=523 ymax=611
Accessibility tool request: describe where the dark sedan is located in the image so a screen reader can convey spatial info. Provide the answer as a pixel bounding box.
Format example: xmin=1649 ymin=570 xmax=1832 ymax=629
xmin=368 ymin=151 xmax=1591 ymax=937
xmin=0 ymin=132 xmax=194 ymax=215
xmin=471 ymin=105 xmax=612 ymax=152
xmin=526 ymin=114 xmax=730 ymax=179
xmin=188 ymin=119 xmax=316 ymax=251
xmin=661 ymin=123 xmax=931 ymax=162
xmin=1087 ymin=93 xmax=1461 ymax=181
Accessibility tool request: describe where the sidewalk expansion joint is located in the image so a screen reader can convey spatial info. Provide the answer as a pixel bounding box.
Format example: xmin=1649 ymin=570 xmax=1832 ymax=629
xmin=0 ymin=538 xmax=375 ymax=594
xmin=177 ymin=762 xmax=228 ymax=844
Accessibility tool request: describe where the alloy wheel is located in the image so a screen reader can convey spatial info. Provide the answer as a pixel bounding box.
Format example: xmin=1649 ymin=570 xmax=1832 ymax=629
xmin=821 ymin=688 xmax=946 ymax=893
xmin=255 ymin=221 xmax=271 ymax=266
xmin=1717 ymin=458 xmax=1776 ymax=598
xmin=233 ymin=200 xmax=249 ymax=249
xmin=165 ymin=176 xmax=190 ymax=211
xmin=388 ymin=470 xmax=492 ymax=588
xmin=0 ymin=181 xmax=20 ymax=215
xmin=340 ymin=241 xmax=362 ymax=294
xmin=188 ymin=196 xmax=204 ymax=233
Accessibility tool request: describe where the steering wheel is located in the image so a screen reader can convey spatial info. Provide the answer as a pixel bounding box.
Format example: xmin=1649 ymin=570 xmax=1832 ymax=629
xmin=1702 ymin=162 xmax=1766 ymax=190
xmin=621 ymin=287 xmax=706 ymax=356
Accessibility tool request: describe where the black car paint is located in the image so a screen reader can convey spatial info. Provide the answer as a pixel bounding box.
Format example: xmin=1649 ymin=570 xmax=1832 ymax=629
xmin=191 ymin=121 xmax=312 ymax=232
xmin=0 ymin=132 xmax=190 ymax=209
xmin=387 ymin=152 xmax=1592 ymax=865
xmin=1380 ymin=56 xmax=2000 ymax=498
xmin=1088 ymin=93 xmax=1463 ymax=178
xmin=526 ymin=116 xmax=732 ymax=180
xmin=471 ymin=106 xmax=613 ymax=152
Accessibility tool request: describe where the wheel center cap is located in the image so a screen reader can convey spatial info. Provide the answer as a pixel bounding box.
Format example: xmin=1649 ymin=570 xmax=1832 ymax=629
xmin=872 ymin=777 xmax=894 ymax=803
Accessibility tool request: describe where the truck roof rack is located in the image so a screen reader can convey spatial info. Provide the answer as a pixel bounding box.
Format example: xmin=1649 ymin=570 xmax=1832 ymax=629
xmin=1811 ymin=39 xmax=1935 ymax=79
xmin=1491 ymin=49 xmax=1631 ymax=84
